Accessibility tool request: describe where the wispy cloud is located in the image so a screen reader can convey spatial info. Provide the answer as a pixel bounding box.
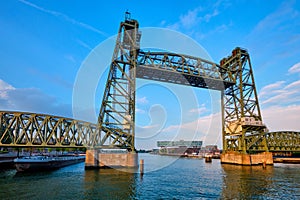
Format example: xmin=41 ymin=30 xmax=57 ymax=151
xmin=288 ymin=62 xmax=300 ymax=74
xmin=76 ymin=39 xmax=93 ymax=51
xmin=0 ymin=80 xmax=15 ymax=98
xmin=177 ymin=7 xmax=203 ymax=29
xmin=189 ymin=104 xmax=207 ymax=115
xmin=19 ymin=0 xmax=107 ymax=37
xmin=166 ymin=6 xmax=219 ymax=31
xmin=259 ymin=63 xmax=300 ymax=107
xmin=164 ymin=1 xmax=231 ymax=40
xmin=259 ymin=80 xmax=300 ymax=106
xmin=262 ymin=105 xmax=300 ymax=132
xmin=136 ymin=108 xmax=146 ymax=114
xmin=136 ymin=96 xmax=149 ymax=104
xmin=259 ymin=81 xmax=285 ymax=98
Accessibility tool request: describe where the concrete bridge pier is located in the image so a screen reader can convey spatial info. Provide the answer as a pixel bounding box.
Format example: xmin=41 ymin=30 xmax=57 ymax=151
xmin=221 ymin=152 xmax=273 ymax=165
xmin=85 ymin=148 xmax=138 ymax=169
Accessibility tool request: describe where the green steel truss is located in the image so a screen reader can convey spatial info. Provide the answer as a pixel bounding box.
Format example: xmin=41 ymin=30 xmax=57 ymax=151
xmin=249 ymin=131 xmax=300 ymax=152
xmin=0 ymin=111 xmax=98 ymax=147
xmin=136 ymin=51 xmax=235 ymax=90
xmin=97 ymin=17 xmax=140 ymax=151
xmin=1 ymin=110 xmax=299 ymax=152
xmin=220 ymin=48 xmax=268 ymax=153
xmin=0 ymin=17 xmax=299 ymax=153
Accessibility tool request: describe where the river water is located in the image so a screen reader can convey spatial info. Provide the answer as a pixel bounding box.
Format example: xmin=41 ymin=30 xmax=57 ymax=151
xmin=0 ymin=154 xmax=299 ymax=199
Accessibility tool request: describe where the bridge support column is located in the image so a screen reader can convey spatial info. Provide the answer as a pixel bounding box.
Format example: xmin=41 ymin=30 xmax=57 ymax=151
xmin=221 ymin=152 xmax=273 ymax=165
xmin=85 ymin=149 xmax=99 ymax=168
xmin=85 ymin=149 xmax=138 ymax=169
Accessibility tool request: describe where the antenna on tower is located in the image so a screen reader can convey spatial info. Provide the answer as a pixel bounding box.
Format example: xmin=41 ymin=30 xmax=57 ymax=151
xmin=125 ymin=10 xmax=131 ymax=21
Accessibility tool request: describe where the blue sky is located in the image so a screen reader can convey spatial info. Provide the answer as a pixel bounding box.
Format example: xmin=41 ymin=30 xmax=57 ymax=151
xmin=0 ymin=0 xmax=300 ymax=149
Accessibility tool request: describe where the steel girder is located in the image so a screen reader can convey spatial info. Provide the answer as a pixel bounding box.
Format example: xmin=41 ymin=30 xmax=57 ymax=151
xmin=137 ymin=51 xmax=235 ymax=90
xmin=246 ymin=131 xmax=300 ymax=152
xmin=266 ymin=131 xmax=300 ymax=151
xmin=0 ymin=111 xmax=98 ymax=148
xmin=97 ymin=17 xmax=140 ymax=151
xmin=221 ymin=47 xmax=267 ymax=153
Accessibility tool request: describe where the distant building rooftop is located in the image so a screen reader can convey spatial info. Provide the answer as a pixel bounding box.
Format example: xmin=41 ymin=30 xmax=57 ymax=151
xmin=157 ymin=140 xmax=202 ymax=148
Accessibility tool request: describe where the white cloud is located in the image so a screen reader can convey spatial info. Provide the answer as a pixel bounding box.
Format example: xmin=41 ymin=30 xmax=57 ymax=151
xmin=285 ymin=79 xmax=300 ymax=89
xmin=0 ymin=79 xmax=72 ymax=118
xmin=136 ymin=96 xmax=149 ymax=104
xmin=136 ymin=108 xmax=146 ymax=114
xmin=163 ymin=1 xmax=232 ymax=41
xmin=0 ymin=80 xmax=14 ymax=90
xmin=258 ymin=81 xmax=285 ymax=98
xmin=179 ymin=7 xmax=203 ymax=29
xmin=203 ymin=9 xmax=219 ymax=22
xmin=259 ymin=79 xmax=300 ymax=106
xmin=0 ymin=80 xmax=15 ymax=98
xmin=288 ymin=62 xmax=300 ymax=74
xmin=256 ymin=61 xmax=300 ymax=134
xmin=189 ymin=104 xmax=207 ymax=115
xmin=262 ymin=105 xmax=300 ymax=132
xmin=166 ymin=5 xmax=220 ymax=31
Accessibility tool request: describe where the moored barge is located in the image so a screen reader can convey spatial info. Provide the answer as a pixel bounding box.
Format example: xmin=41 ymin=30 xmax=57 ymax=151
xmin=14 ymin=155 xmax=85 ymax=172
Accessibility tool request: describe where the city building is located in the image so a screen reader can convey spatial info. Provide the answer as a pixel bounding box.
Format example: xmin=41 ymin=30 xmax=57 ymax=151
xmin=157 ymin=140 xmax=203 ymax=156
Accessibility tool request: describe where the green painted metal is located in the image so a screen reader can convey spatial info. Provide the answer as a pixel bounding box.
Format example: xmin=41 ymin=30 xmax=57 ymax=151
xmin=0 ymin=16 xmax=299 ymax=153
xmin=136 ymin=51 xmax=235 ymax=90
xmin=97 ymin=16 xmax=140 ymax=151
xmin=0 ymin=111 xmax=98 ymax=147
xmin=220 ymin=48 xmax=268 ymax=153
xmin=248 ymin=131 xmax=300 ymax=152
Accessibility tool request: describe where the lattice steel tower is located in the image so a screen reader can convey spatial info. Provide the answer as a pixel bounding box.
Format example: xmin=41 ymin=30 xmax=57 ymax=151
xmin=221 ymin=48 xmax=268 ymax=153
xmin=97 ymin=12 xmax=141 ymax=152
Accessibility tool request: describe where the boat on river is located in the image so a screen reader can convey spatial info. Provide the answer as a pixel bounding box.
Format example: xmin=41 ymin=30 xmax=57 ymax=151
xmin=14 ymin=155 xmax=85 ymax=172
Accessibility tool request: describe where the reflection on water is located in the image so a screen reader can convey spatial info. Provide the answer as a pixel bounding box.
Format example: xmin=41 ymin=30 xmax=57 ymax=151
xmin=84 ymin=169 xmax=137 ymax=199
xmin=221 ymin=164 xmax=274 ymax=199
xmin=0 ymin=155 xmax=300 ymax=199
xmin=221 ymin=164 xmax=300 ymax=199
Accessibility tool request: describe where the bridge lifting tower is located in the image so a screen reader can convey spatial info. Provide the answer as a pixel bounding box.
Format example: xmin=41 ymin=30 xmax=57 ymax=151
xmin=97 ymin=15 xmax=141 ymax=152
xmin=90 ymin=15 xmax=274 ymax=166
xmin=220 ymin=48 xmax=268 ymax=153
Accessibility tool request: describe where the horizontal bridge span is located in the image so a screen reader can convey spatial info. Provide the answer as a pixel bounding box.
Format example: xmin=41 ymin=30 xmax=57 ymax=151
xmin=266 ymin=131 xmax=300 ymax=152
xmin=0 ymin=111 xmax=99 ymax=148
xmin=247 ymin=131 xmax=300 ymax=152
xmin=136 ymin=51 xmax=235 ymax=90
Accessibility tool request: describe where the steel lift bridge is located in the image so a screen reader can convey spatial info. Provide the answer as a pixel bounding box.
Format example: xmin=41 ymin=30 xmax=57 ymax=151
xmin=1 ymin=14 xmax=299 ymax=166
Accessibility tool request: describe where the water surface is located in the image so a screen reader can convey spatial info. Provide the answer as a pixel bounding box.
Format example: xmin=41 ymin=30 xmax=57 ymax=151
xmin=0 ymin=154 xmax=299 ymax=199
